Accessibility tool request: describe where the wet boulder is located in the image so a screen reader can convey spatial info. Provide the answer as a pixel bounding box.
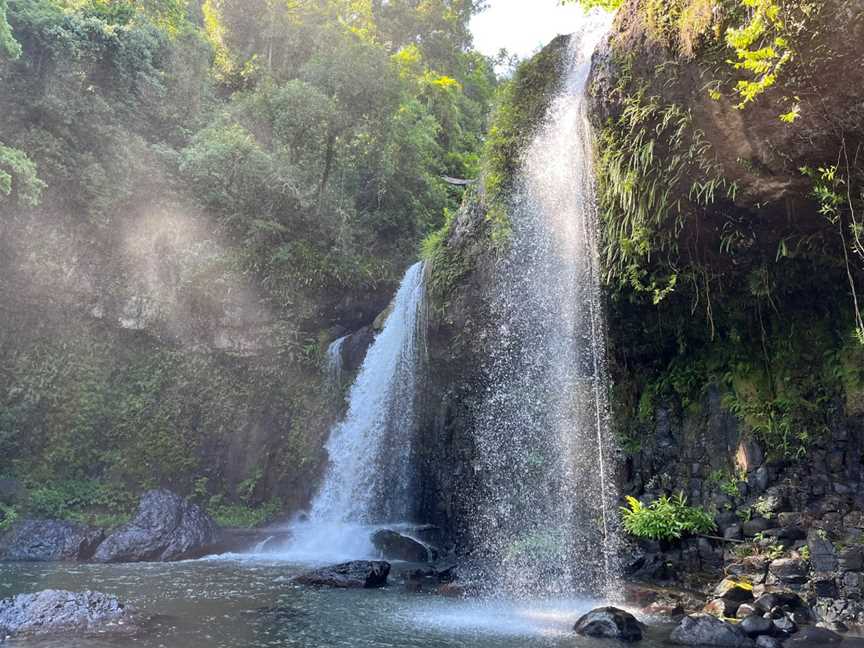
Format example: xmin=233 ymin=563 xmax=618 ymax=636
xmin=0 ymin=519 xmax=104 ymax=562
xmin=371 ymin=529 xmax=431 ymax=562
xmin=671 ymin=614 xmax=755 ymax=647
xmin=740 ymin=615 xmax=774 ymax=638
xmin=293 ymin=560 xmax=390 ymax=588
xmin=574 ymin=607 xmax=643 ymax=642
xmin=714 ymin=578 xmax=755 ymax=603
xmin=0 ymin=590 xmax=136 ymax=639
xmin=93 ymin=490 xmax=218 ymax=563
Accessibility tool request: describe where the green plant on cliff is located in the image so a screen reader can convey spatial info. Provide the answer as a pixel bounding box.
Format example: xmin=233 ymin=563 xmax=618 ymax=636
xmin=723 ymin=0 xmax=819 ymax=120
xmin=596 ymin=80 xmax=734 ymax=302
xmin=801 ymin=155 xmax=864 ymax=344
xmin=621 ymin=493 xmax=716 ymax=541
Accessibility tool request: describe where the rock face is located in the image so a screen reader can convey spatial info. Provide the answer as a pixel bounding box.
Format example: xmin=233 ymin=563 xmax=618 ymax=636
xmin=371 ymin=529 xmax=431 ymax=562
xmin=0 ymin=590 xmax=136 ymax=638
xmin=93 ymin=490 xmax=218 ymax=563
xmin=574 ymin=607 xmax=643 ymax=642
xmin=671 ymin=614 xmax=755 ymax=647
xmin=293 ymin=561 xmax=390 ymax=589
xmin=0 ymin=519 xmax=104 ymax=562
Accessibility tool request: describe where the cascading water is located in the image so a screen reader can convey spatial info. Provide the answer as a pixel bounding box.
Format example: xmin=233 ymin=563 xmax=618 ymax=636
xmin=325 ymin=335 xmax=347 ymax=390
xmin=467 ymin=13 xmax=620 ymax=599
xmin=284 ymin=262 xmax=427 ymax=562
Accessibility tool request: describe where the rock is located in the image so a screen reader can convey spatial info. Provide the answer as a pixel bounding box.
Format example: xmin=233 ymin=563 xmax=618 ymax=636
xmin=670 ymin=614 xmax=755 ymax=647
xmin=769 ymin=558 xmax=809 ymax=584
xmin=93 ymin=490 xmax=218 ymax=563
xmin=838 ymin=547 xmax=864 ymax=572
xmin=0 ymin=519 xmax=104 ymax=562
xmin=784 ymin=627 xmax=843 ymax=644
xmin=371 ymin=529 xmax=431 ymax=562
xmin=755 ymin=637 xmax=783 ymax=648
xmin=736 ymin=604 xmax=757 ymax=619
xmin=573 ymin=606 xmax=643 ymax=642
xmin=807 ymin=530 xmax=838 ymax=572
xmin=715 ymin=578 xmax=755 ymax=602
xmin=743 ymin=518 xmax=771 ymax=537
xmin=772 ymin=616 xmax=798 ymax=636
xmin=293 ymin=561 xmax=390 ymax=588
xmin=705 ymin=598 xmax=741 ymax=618
xmin=0 ymin=590 xmax=136 ymax=638
xmin=754 ymin=592 xmax=807 ymax=614
xmin=740 ymin=615 xmax=774 ymax=637
xmin=736 ymin=440 xmax=764 ymax=473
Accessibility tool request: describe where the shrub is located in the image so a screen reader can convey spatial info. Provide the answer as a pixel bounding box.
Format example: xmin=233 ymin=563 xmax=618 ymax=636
xmin=621 ymin=492 xmax=716 ymax=541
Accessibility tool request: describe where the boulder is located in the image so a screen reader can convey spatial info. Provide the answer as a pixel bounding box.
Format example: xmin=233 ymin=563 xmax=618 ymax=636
xmin=768 ymin=558 xmax=809 ymax=584
xmin=93 ymin=490 xmax=218 ymax=563
xmin=754 ymin=592 xmax=807 ymax=614
xmin=784 ymin=627 xmax=843 ymax=644
xmin=0 ymin=590 xmax=136 ymax=638
xmin=573 ymin=607 xmax=643 ymax=642
xmin=715 ymin=578 xmax=755 ymax=602
xmin=371 ymin=529 xmax=431 ymax=562
xmin=807 ymin=530 xmax=838 ymax=572
xmin=0 ymin=519 xmax=104 ymax=561
xmin=293 ymin=561 xmax=390 ymax=588
xmin=705 ymin=598 xmax=741 ymax=619
xmin=670 ymin=614 xmax=755 ymax=647
xmin=772 ymin=616 xmax=798 ymax=636
xmin=740 ymin=615 xmax=774 ymax=638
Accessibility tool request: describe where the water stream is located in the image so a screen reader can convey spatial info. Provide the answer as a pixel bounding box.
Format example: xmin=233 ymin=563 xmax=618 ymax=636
xmin=465 ymin=13 xmax=620 ymax=599
xmin=279 ymin=262 xmax=427 ymax=562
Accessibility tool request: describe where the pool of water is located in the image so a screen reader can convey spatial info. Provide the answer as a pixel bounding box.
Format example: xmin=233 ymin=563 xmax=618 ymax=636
xmin=0 ymin=555 xmax=678 ymax=648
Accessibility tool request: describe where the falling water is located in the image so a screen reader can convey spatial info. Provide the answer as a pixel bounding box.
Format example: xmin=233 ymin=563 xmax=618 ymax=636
xmin=285 ymin=262 xmax=427 ymax=561
xmin=325 ymin=335 xmax=347 ymax=389
xmin=467 ymin=14 xmax=620 ymax=599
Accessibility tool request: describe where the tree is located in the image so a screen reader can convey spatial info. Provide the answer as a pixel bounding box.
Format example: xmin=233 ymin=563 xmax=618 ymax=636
xmin=0 ymin=0 xmax=21 ymax=59
xmin=0 ymin=143 xmax=43 ymax=206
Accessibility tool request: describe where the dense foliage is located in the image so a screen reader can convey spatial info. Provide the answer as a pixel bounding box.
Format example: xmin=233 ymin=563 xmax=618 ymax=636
xmin=0 ymin=0 xmax=496 ymax=523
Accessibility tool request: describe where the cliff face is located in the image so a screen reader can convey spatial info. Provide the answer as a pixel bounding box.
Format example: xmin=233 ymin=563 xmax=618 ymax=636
xmin=420 ymin=0 xmax=864 ymax=624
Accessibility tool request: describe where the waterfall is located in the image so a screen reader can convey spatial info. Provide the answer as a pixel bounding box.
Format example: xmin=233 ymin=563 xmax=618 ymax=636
xmin=467 ymin=14 xmax=620 ymax=598
xmin=284 ymin=262 xmax=427 ymax=561
xmin=325 ymin=335 xmax=347 ymax=389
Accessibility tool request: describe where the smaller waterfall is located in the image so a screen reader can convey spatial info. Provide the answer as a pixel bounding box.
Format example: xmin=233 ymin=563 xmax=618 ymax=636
xmin=325 ymin=335 xmax=347 ymax=389
xmin=283 ymin=262 xmax=427 ymax=562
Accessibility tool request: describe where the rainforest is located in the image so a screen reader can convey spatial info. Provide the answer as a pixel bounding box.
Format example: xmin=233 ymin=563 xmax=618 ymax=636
xmin=1 ymin=0 xmax=863 ymax=647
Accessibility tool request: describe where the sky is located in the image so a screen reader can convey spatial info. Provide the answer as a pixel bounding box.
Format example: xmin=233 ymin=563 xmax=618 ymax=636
xmin=469 ymin=0 xmax=589 ymax=62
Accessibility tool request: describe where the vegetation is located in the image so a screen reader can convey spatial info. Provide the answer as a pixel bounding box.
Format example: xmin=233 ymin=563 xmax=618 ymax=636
xmin=620 ymin=493 xmax=716 ymax=541
xmin=0 ymin=0 xmax=496 ymax=512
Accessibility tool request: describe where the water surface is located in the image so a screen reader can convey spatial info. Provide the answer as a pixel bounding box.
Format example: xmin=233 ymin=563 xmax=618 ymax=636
xmin=0 ymin=556 xmax=677 ymax=648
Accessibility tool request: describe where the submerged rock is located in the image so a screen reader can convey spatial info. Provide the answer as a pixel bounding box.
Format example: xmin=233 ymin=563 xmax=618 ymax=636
xmin=293 ymin=560 xmax=390 ymax=588
xmin=0 ymin=590 xmax=136 ymax=638
xmin=670 ymin=614 xmax=755 ymax=647
xmin=574 ymin=607 xmax=643 ymax=642
xmin=93 ymin=489 xmax=218 ymax=563
xmin=371 ymin=529 xmax=431 ymax=562
xmin=0 ymin=519 xmax=104 ymax=562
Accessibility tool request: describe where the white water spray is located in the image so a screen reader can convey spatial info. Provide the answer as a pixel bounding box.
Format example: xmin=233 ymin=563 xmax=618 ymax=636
xmin=467 ymin=13 xmax=620 ymax=598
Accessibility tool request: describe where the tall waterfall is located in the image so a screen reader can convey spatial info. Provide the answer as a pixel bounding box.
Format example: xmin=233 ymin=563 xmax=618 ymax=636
xmin=467 ymin=15 xmax=619 ymax=598
xmin=285 ymin=262 xmax=427 ymax=561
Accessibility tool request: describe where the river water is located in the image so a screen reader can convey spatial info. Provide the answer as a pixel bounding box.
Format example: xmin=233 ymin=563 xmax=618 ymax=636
xmin=0 ymin=555 xmax=680 ymax=648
